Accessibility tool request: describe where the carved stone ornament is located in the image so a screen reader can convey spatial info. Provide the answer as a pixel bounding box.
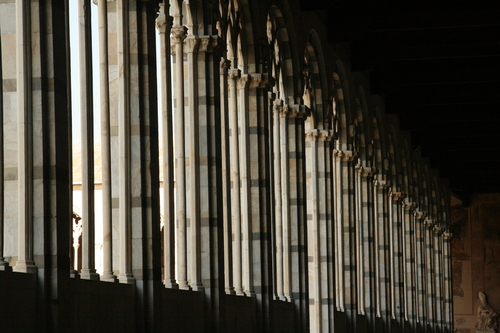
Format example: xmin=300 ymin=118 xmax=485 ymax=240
xmin=475 ymin=292 xmax=499 ymax=332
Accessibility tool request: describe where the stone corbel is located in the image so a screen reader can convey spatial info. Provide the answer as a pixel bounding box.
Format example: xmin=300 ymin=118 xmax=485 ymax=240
xmin=197 ymin=35 xmax=212 ymax=53
xmin=249 ymin=73 xmax=265 ymax=89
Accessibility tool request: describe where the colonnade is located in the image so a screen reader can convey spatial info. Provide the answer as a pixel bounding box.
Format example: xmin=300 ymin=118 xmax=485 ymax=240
xmin=0 ymin=0 xmax=453 ymax=332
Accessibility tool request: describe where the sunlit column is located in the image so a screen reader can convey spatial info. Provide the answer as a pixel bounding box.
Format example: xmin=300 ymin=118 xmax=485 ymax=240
xmin=185 ymin=33 xmax=203 ymax=291
xmin=171 ymin=23 xmax=188 ymax=290
xmin=156 ymin=3 xmax=177 ymax=289
xmin=98 ymin=0 xmax=115 ymax=283
xmin=220 ymin=58 xmax=234 ymax=294
xmin=14 ymin=0 xmax=36 ymax=274
xmin=238 ymin=74 xmax=253 ymax=296
xmin=116 ymin=0 xmax=134 ymax=284
xmin=228 ymin=67 xmax=243 ymax=295
xmin=0 ymin=28 xmax=7 ymax=271
xmin=79 ymin=0 xmax=99 ymax=281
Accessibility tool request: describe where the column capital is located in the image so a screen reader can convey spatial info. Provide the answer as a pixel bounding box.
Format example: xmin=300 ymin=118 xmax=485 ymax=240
xmin=171 ymin=26 xmax=186 ymax=44
xmin=228 ymin=68 xmax=241 ymax=81
xmin=414 ymin=210 xmax=427 ymax=219
xmin=305 ymin=129 xmax=319 ymax=141
xmin=433 ymin=224 xmax=444 ymax=235
xmin=184 ymin=35 xmax=200 ymax=53
xmin=273 ymin=98 xmax=283 ymax=113
xmin=442 ymin=231 xmax=453 ymax=239
xmin=237 ymin=74 xmax=250 ymax=90
xmin=403 ymin=201 xmax=417 ymax=211
xmin=355 ymin=163 xmax=375 ymax=177
xmin=197 ymin=35 xmax=212 ymax=53
xmin=155 ymin=5 xmax=173 ymax=34
xmin=389 ymin=191 xmax=406 ymax=201
xmin=424 ymin=217 xmax=436 ymax=229
xmin=249 ymin=73 xmax=266 ymax=89
xmin=333 ymin=149 xmax=356 ymax=161
xmin=220 ymin=58 xmax=231 ymax=70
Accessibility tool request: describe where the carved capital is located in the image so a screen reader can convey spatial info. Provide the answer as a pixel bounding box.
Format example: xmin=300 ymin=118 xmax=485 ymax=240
xmin=273 ymin=99 xmax=283 ymax=113
xmin=424 ymin=218 xmax=436 ymax=229
xmin=356 ymin=163 xmax=374 ymax=177
xmin=155 ymin=4 xmax=173 ymax=34
xmin=197 ymin=36 xmax=211 ymax=53
xmin=237 ymin=74 xmax=250 ymax=90
xmin=171 ymin=26 xmax=186 ymax=44
xmin=305 ymin=129 xmax=319 ymax=141
xmin=433 ymin=225 xmax=444 ymax=235
xmin=442 ymin=231 xmax=453 ymax=239
xmin=414 ymin=210 xmax=427 ymax=220
xmin=184 ymin=35 xmax=199 ymax=53
xmin=390 ymin=191 xmax=406 ymax=201
xmin=220 ymin=58 xmax=231 ymax=71
xmin=249 ymin=73 xmax=263 ymax=89
xmin=333 ymin=149 xmax=355 ymax=161
xmin=403 ymin=201 xmax=417 ymax=211
xmin=228 ymin=68 xmax=241 ymax=81
xmin=318 ymin=130 xmax=333 ymax=141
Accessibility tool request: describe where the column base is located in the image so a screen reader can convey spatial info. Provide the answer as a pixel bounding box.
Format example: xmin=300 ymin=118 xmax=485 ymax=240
xmin=225 ymin=287 xmax=236 ymax=295
xmin=70 ymin=269 xmax=80 ymax=278
xmin=118 ymin=273 xmax=135 ymax=284
xmin=13 ymin=259 xmax=36 ymax=274
xmin=235 ymin=288 xmax=245 ymax=296
xmin=191 ymin=283 xmax=204 ymax=292
xmin=178 ymin=280 xmax=190 ymax=290
xmin=80 ymin=269 xmax=100 ymax=281
xmin=101 ymin=271 xmax=117 ymax=283
xmin=163 ymin=279 xmax=178 ymax=289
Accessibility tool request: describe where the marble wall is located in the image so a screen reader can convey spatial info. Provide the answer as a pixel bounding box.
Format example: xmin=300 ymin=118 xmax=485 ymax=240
xmin=452 ymin=193 xmax=500 ymax=332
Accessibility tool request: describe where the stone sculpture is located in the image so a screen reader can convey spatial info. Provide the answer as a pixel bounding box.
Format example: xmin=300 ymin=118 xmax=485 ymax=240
xmin=475 ymin=292 xmax=499 ymax=332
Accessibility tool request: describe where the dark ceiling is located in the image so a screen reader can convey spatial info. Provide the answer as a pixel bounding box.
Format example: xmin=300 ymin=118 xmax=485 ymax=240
xmin=300 ymin=2 xmax=500 ymax=202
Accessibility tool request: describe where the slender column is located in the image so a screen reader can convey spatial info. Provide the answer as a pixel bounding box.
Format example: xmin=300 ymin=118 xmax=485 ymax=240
xmin=79 ymin=0 xmax=99 ymax=281
xmin=117 ymin=0 xmax=134 ymax=284
xmin=220 ymin=59 xmax=234 ymax=294
xmin=171 ymin=24 xmax=188 ymax=290
xmin=414 ymin=210 xmax=427 ymax=325
xmin=73 ymin=216 xmax=83 ymax=270
xmin=273 ymin=98 xmax=284 ymax=300
xmin=374 ymin=175 xmax=390 ymax=322
xmin=333 ymin=145 xmax=344 ymax=311
xmin=403 ymin=201 xmax=417 ymax=327
xmin=306 ymin=129 xmax=321 ymax=332
xmin=389 ymin=190 xmax=405 ymax=321
xmin=185 ymin=34 xmax=203 ymax=291
xmin=0 ymin=28 xmax=7 ymax=271
xmin=442 ymin=230 xmax=453 ymax=330
xmin=14 ymin=0 xmax=36 ymax=274
xmin=156 ymin=4 xmax=177 ymax=289
xmin=238 ymin=74 xmax=253 ymax=296
xmin=280 ymin=105 xmax=291 ymax=301
xmin=228 ymin=68 xmax=243 ymax=295
xmin=424 ymin=218 xmax=435 ymax=328
xmin=98 ymin=0 xmax=115 ymax=282
xmin=355 ymin=162 xmax=365 ymax=315
xmin=433 ymin=225 xmax=444 ymax=328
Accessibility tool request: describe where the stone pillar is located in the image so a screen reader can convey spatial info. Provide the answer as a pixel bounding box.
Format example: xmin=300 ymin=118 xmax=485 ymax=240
xmin=374 ymin=174 xmax=390 ymax=324
xmin=414 ymin=210 xmax=427 ymax=326
xmin=228 ymin=67 xmax=243 ymax=295
xmin=171 ymin=23 xmax=189 ymax=290
xmin=280 ymin=104 xmax=291 ymax=301
xmin=238 ymin=73 xmax=253 ymax=297
xmin=424 ymin=217 xmax=436 ymax=328
xmin=79 ymin=0 xmax=99 ymax=281
xmin=0 ymin=27 xmax=7 ymax=271
xmin=98 ymin=0 xmax=115 ymax=283
xmin=156 ymin=3 xmax=177 ymax=289
xmin=306 ymin=128 xmax=321 ymax=332
xmin=356 ymin=163 xmax=375 ymax=319
xmin=116 ymin=0 xmax=134 ymax=284
xmin=433 ymin=224 xmax=444 ymax=329
xmin=14 ymin=0 xmax=36 ymax=274
xmin=389 ymin=190 xmax=405 ymax=321
xmin=185 ymin=33 xmax=203 ymax=291
xmin=273 ymin=98 xmax=284 ymax=301
xmin=403 ymin=200 xmax=417 ymax=327
xmin=442 ymin=230 xmax=453 ymax=330
xmin=220 ymin=58 xmax=234 ymax=295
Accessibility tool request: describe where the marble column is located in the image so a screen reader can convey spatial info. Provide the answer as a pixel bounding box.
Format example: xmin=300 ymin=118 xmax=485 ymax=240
xmin=156 ymin=3 xmax=177 ymax=289
xmin=0 ymin=27 xmax=7 ymax=271
xmin=98 ymin=0 xmax=115 ymax=283
xmin=433 ymin=225 xmax=444 ymax=329
xmin=403 ymin=200 xmax=417 ymax=326
xmin=280 ymin=104 xmax=291 ymax=301
xmin=171 ymin=24 xmax=189 ymax=290
xmin=14 ymin=0 xmax=36 ymax=274
xmin=79 ymin=0 xmax=99 ymax=281
xmin=374 ymin=174 xmax=390 ymax=323
xmin=414 ymin=210 xmax=427 ymax=325
xmin=306 ymin=128 xmax=321 ymax=332
xmin=238 ymin=73 xmax=253 ymax=297
xmin=389 ymin=190 xmax=405 ymax=321
xmin=228 ymin=67 xmax=243 ymax=295
xmin=220 ymin=58 xmax=234 ymax=295
xmin=273 ymin=98 xmax=284 ymax=301
xmin=424 ymin=217 xmax=436 ymax=328
xmin=185 ymin=33 xmax=203 ymax=291
xmin=117 ymin=0 xmax=134 ymax=284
